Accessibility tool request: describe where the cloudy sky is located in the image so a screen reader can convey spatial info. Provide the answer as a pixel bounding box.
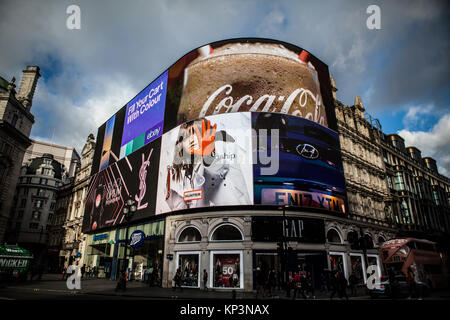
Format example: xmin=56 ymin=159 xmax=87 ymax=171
xmin=1 ymin=0 xmax=449 ymax=175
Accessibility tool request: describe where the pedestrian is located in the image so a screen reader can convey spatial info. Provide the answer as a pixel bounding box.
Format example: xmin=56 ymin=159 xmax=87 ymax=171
xmin=388 ymin=267 xmax=397 ymax=299
xmin=173 ymin=267 xmax=183 ymax=292
xmin=115 ymin=271 xmax=127 ymax=292
xmin=255 ymin=267 xmax=265 ymax=299
xmin=81 ymin=265 xmax=86 ymax=279
xmin=407 ymin=266 xmax=416 ymax=299
xmin=348 ymin=272 xmax=358 ymax=296
xmin=203 ymin=269 xmax=208 ymax=291
xmin=338 ymin=271 xmax=349 ymax=300
xmin=304 ymin=272 xmax=316 ymax=299
xmin=329 ymin=271 xmax=339 ymax=300
xmin=292 ymin=272 xmax=307 ymax=300
xmin=268 ymin=269 xmax=276 ymax=296
xmin=61 ymin=266 xmax=66 ymax=280
xmin=320 ymin=272 xmax=329 ymax=294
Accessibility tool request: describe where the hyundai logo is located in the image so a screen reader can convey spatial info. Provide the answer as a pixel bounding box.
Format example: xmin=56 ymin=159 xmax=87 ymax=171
xmin=296 ymin=144 xmax=319 ymax=159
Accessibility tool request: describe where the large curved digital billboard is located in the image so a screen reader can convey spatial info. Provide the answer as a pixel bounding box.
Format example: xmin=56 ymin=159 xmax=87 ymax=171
xmin=83 ymin=38 xmax=347 ymax=233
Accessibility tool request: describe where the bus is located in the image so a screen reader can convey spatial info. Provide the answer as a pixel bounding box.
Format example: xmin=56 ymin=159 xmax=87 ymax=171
xmin=380 ymin=238 xmax=448 ymax=289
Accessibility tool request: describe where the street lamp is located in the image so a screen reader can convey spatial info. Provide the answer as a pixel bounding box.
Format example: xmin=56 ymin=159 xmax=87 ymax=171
xmin=122 ymin=195 xmax=137 ymax=274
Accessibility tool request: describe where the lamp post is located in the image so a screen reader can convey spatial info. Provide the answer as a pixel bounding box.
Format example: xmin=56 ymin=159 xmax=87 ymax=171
xmin=122 ymin=195 xmax=137 ymax=274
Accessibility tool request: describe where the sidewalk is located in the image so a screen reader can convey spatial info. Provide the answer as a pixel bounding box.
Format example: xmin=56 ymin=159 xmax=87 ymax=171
xmin=3 ymin=273 xmax=370 ymax=300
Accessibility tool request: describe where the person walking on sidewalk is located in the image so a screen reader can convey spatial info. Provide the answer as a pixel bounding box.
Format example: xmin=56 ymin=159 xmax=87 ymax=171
xmin=255 ymin=268 xmax=265 ymax=299
xmin=338 ymin=271 xmax=349 ymax=300
xmin=81 ymin=265 xmax=86 ymax=279
xmin=329 ymin=271 xmax=339 ymax=300
xmin=115 ymin=271 xmax=127 ymax=292
xmin=407 ymin=267 xmax=416 ymax=299
xmin=292 ymin=272 xmax=307 ymax=300
xmin=203 ymin=269 xmax=208 ymax=291
xmin=173 ymin=267 xmax=183 ymax=292
xmin=348 ymin=272 xmax=358 ymax=296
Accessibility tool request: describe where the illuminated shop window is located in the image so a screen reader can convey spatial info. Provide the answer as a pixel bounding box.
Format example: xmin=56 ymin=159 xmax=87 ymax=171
xmin=210 ymin=224 xmax=243 ymax=241
xmin=211 ymin=251 xmax=243 ymax=289
xmin=349 ymin=254 xmax=366 ymax=285
xmin=178 ymin=227 xmax=201 ymax=243
xmin=176 ymin=252 xmax=200 ymax=288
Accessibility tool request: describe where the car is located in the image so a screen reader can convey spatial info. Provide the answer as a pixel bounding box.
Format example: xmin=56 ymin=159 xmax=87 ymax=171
xmin=368 ymin=274 xmax=430 ymax=299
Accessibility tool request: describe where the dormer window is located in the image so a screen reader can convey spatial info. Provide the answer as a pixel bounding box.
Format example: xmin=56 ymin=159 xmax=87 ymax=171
xmin=11 ymin=114 xmax=18 ymax=127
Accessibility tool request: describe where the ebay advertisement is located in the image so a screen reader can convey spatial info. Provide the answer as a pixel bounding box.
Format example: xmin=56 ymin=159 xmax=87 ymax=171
xmin=120 ymin=70 xmax=168 ymax=158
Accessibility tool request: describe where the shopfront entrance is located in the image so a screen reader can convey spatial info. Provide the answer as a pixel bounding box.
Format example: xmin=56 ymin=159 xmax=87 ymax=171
xmin=113 ymin=220 xmax=165 ymax=285
xmin=253 ymin=250 xmax=327 ymax=290
xmin=85 ymin=232 xmax=115 ymax=278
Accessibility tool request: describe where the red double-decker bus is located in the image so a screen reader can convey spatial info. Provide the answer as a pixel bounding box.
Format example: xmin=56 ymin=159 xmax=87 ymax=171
xmin=380 ymin=238 xmax=448 ymax=289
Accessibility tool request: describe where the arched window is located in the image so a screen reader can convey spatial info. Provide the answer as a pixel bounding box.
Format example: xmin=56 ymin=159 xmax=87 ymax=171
xmin=210 ymin=224 xmax=243 ymax=241
xmin=177 ymin=226 xmax=201 ymax=243
xmin=327 ymin=228 xmax=343 ymax=244
xmin=364 ymin=233 xmax=375 ymax=249
xmin=378 ymin=236 xmax=386 ymax=245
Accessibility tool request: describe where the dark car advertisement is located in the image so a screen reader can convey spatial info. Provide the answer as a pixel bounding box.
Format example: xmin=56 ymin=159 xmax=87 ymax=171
xmin=252 ymin=112 xmax=347 ymax=214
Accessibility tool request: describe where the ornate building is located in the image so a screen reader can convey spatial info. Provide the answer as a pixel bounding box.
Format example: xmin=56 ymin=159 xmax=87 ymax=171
xmin=0 ymin=66 xmax=40 ymax=242
xmin=61 ymin=134 xmax=96 ymax=269
xmin=380 ymin=134 xmax=450 ymax=242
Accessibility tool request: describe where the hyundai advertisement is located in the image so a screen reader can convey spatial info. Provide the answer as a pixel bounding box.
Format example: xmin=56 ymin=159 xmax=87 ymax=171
xmin=252 ymin=112 xmax=347 ymax=214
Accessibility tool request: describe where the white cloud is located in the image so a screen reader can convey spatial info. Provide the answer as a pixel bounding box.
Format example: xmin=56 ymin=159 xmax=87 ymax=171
xmin=398 ymin=113 xmax=450 ymax=177
xmin=402 ymin=103 xmax=434 ymax=129
xmin=32 ymin=73 xmax=136 ymax=154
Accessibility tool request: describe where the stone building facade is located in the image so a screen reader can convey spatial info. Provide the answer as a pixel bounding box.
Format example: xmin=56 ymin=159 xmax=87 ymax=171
xmin=381 ymin=134 xmax=450 ymax=240
xmin=62 ymin=134 xmax=96 ymax=269
xmin=6 ymin=153 xmax=69 ymax=268
xmin=0 ymin=66 xmax=40 ymax=242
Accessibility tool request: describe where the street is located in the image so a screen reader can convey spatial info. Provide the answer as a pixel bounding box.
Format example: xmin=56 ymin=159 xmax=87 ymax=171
xmin=1 ymin=273 xmax=449 ymax=301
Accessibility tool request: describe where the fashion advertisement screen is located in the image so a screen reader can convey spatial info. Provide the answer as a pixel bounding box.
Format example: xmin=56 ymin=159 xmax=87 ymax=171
xmin=120 ymin=70 xmax=168 ymax=159
xmin=155 ymin=112 xmax=253 ymax=215
xmin=252 ymin=112 xmax=348 ymax=214
xmin=82 ymin=138 xmax=161 ymax=233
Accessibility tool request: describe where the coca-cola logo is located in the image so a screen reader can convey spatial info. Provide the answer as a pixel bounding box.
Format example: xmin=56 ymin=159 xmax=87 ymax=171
xmin=200 ymin=84 xmax=326 ymax=126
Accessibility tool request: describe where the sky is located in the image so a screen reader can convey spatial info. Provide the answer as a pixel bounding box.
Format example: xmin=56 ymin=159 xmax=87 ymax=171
xmin=1 ymin=0 xmax=449 ymax=176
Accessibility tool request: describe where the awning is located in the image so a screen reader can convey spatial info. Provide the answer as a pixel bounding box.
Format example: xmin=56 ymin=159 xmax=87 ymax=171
xmin=0 ymin=245 xmax=33 ymax=273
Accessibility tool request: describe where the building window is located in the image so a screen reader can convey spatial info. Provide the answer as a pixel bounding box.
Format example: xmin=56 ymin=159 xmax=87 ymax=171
xmin=177 ymin=227 xmax=201 ymax=243
xmin=211 ymin=251 xmax=243 ymax=289
xmin=29 ymin=223 xmax=39 ymax=229
xmin=326 ymin=228 xmax=343 ymax=244
xmin=210 ymin=224 xmax=243 ymax=241
xmin=176 ymin=252 xmax=200 ymax=288
xmin=32 ymin=211 xmax=41 ymax=220
xmin=433 ymin=191 xmax=440 ymax=206
xmin=349 ymin=254 xmax=366 ymax=285
xmin=329 ymin=252 xmax=346 ymax=274
xmin=394 ymin=172 xmax=405 ymax=191
xmin=401 ymin=199 xmax=410 ymax=223
xmin=40 ymin=178 xmax=48 ymax=185
xmin=11 ymin=114 xmax=18 ymax=127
